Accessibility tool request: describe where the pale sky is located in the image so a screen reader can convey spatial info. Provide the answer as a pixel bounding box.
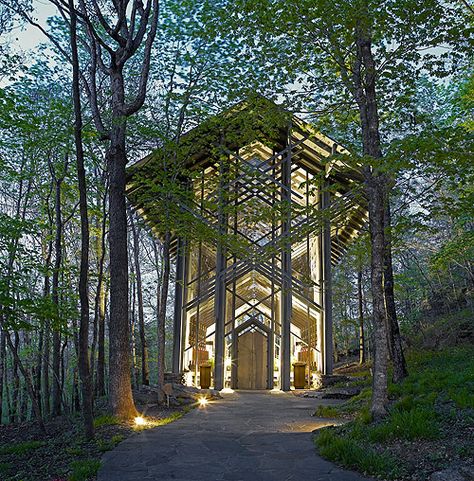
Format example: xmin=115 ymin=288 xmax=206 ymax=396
xmin=8 ymin=0 xmax=57 ymax=53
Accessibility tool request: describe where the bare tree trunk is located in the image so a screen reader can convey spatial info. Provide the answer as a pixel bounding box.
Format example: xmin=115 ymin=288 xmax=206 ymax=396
xmin=12 ymin=332 xmax=20 ymax=422
xmin=130 ymin=215 xmax=149 ymax=385
xmin=0 ymin=330 xmax=5 ymax=423
xmin=129 ymin=264 xmax=140 ymax=390
xmin=43 ymin=322 xmax=50 ymax=415
xmin=96 ymin=281 xmax=107 ymax=396
xmin=96 ymin=187 xmax=108 ymax=397
xmin=108 ymin=69 xmax=137 ymax=419
xmin=70 ymin=1 xmax=94 ymax=438
xmin=51 ymin=174 xmax=63 ymax=417
xmin=4 ymin=331 xmax=45 ymax=432
xmin=383 ymin=202 xmax=408 ymax=383
xmin=157 ymin=232 xmax=171 ymax=402
xmin=90 ymin=186 xmax=106 ymax=392
xmin=353 ymin=20 xmax=389 ymax=419
xmin=357 ymin=269 xmax=366 ymax=364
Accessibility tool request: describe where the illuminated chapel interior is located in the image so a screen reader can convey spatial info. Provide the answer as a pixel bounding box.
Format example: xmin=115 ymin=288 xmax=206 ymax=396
xmin=128 ymin=99 xmax=367 ymax=391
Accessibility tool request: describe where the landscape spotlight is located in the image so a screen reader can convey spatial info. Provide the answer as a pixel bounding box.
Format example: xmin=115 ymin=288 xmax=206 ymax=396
xmin=134 ymin=416 xmax=147 ymax=426
xmin=198 ymin=396 xmax=208 ymax=407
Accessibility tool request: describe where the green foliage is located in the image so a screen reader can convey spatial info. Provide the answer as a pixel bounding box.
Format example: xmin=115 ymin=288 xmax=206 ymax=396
xmin=65 ymin=447 xmax=85 ymax=456
xmin=96 ymin=435 xmax=124 ymax=453
xmin=315 ymin=346 xmax=474 ymax=477
xmin=0 ymin=440 xmax=44 ymax=455
xmin=314 ymin=405 xmax=340 ymax=418
xmin=0 ymin=462 xmax=11 ymax=475
xmin=367 ymin=407 xmax=440 ymax=442
xmin=92 ymin=415 xmax=119 ymax=429
xmin=315 ymin=429 xmax=402 ymax=479
xmin=68 ymin=459 xmax=101 ymax=481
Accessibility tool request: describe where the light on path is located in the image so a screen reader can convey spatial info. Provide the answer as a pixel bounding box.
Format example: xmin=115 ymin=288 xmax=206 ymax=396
xmin=134 ymin=416 xmax=147 ymax=426
xmin=198 ymin=397 xmax=209 ymax=407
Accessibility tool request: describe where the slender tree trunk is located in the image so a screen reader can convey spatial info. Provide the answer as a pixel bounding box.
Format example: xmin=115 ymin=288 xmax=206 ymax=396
xmin=11 ymin=333 xmax=20 ymax=422
xmin=108 ymin=68 xmax=137 ymax=418
xmin=96 ymin=281 xmax=107 ymax=396
xmin=4 ymin=331 xmax=45 ymax=432
xmin=0 ymin=329 xmax=5 ymax=423
xmin=41 ymin=242 xmax=52 ymax=416
xmin=353 ymin=20 xmax=389 ymax=419
xmin=383 ymin=202 xmax=408 ymax=383
xmin=157 ymin=232 xmax=171 ymax=402
xmin=12 ymin=333 xmax=20 ymax=422
xmin=129 ymin=265 xmax=140 ymax=390
xmin=96 ymin=189 xmax=108 ymax=397
xmin=357 ymin=269 xmax=366 ymax=364
xmin=35 ymin=328 xmax=43 ymax=415
xmin=70 ymin=1 xmax=94 ymax=438
xmin=43 ymin=321 xmax=50 ymax=415
xmin=51 ymin=175 xmax=63 ymax=417
xmin=130 ymin=215 xmax=149 ymax=385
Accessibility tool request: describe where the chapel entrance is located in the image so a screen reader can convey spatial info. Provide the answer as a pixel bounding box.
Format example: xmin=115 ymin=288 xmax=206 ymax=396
xmin=237 ymin=328 xmax=268 ymax=389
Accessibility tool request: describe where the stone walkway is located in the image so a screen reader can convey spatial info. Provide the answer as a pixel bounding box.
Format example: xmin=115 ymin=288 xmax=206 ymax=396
xmin=98 ymin=390 xmax=372 ymax=481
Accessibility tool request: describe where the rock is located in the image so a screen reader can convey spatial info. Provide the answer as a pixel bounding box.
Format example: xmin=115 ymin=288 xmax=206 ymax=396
xmin=430 ymin=469 xmax=466 ymax=481
xmin=313 ymin=374 xmax=352 ymax=389
xmin=301 ymin=391 xmax=323 ymax=399
xmin=460 ymin=466 xmax=474 ymax=480
xmin=321 ymin=387 xmax=361 ymax=399
xmin=164 ymin=372 xmax=185 ymax=385
xmin=134 ymin=383 xmax=222 ymax=406
xmin=133 ymin=385 xmax=159 ymax=404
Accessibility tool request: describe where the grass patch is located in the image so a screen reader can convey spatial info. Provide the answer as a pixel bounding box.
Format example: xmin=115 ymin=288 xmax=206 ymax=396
xmin=367 ymin=407 xmax=440 ymax=442
xmin=0 ymin=440 xmax=45 ymax=455
xmin=315 ymin=429 xmax=402 ymax=479
xmin=133 ymin=411 xmax=184 ymax=431
xmin=65 ymin=447 xmax=85 ymax=456
xmin=314 ymin=405 xmax=340 ymax=418
xmin=0 ymin=463 xmax=11 ymax=475
xmin=93 ymin=414 xmax=119 ymax=429
xmin=96 ymin=435 xmax=125 ymax=452
xmin=314 ymin=345 xmax=474 ymax=479
xmin=68 ymin=459 xmax=101 ymax=481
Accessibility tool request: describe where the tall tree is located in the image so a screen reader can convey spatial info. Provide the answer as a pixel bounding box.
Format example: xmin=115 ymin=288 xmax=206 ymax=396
xmin=224 ymin=0 xmax=472 ymax=418
xmin=69 ymin=0 xmax=94 ymax=438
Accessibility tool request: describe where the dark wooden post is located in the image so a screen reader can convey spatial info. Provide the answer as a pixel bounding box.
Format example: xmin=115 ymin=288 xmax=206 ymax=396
xmin=322 ymin=184 xmax=333 ymax=375
xmin=214 ymin=159 xmax=227 ymax=390
xmin=172 ymin=237 xmax=186 ymax=373
xmin=180 ymin=246 xmax=190 ymax=373
xmin=280 ymin=134 xmax=292 ymax=391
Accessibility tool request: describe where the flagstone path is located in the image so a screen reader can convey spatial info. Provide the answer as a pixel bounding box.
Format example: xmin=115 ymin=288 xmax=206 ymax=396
xmin=97 ymin=390 xmax=372 ymax=481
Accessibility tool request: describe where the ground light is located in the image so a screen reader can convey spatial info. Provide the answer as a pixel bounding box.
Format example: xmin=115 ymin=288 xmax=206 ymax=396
xmin=198 ymin=396 xmax=209 ymax=407
xmin=134 ymin=416 xmax=147 ymax=426
xmin=220 ymin=388 xmax=234 ymax=394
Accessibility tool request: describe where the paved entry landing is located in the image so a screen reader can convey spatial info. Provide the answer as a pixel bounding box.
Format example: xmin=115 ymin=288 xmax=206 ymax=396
xmin=98 ymin=391 xmax=372 ymax=481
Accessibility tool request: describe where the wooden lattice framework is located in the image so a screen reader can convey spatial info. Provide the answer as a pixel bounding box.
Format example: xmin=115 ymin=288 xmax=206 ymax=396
xmin=127 ymin=98 xmax=367 ymax=391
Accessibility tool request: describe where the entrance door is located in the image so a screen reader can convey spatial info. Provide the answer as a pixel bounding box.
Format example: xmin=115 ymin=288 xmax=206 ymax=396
xmin=237 ymin=330 xmax=267 ymax=389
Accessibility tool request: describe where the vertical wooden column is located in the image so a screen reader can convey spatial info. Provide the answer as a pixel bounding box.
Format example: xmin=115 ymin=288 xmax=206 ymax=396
xmin=214 ymin=159 xmax=227 ymax=390
xmin=179 ymin=247 xmax=190 ymax=373
xmin=322 ymin=184 xmax=333 ymax=375
xmin=280 ymin=136 xmax=292 ymax=391
xmin=172 ymin=237 xmax=186 ymax=373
